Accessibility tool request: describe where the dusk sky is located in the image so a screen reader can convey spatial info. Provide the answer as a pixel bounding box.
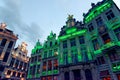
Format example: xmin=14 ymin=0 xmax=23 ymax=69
xmin=0 ymin=0 xmax=120 ymax=56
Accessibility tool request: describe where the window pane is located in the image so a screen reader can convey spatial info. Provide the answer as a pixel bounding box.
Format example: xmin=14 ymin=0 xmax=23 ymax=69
xmin=79 ymin=36 xmax=85 ymax=44
xmin=106 ymin=10 xmax=115 ymax=20
xmin=70 ymin=38 xmax=76 ymax=47
xmin=63 ymin=41 xmax=67 ymax=48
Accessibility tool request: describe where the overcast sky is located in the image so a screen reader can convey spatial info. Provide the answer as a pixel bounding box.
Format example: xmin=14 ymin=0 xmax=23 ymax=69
xmin=0 ymin=0 xmax=120 ymax=56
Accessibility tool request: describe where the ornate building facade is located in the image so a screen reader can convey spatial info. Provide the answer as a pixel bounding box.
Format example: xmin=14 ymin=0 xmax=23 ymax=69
xmin=28 ymin=32 xmax=59 ymax=80
xmin=3 ymin=42 xmax=29 ymax=80
xmin=0 ymin=23 xmax=29 ymax=80
xmin=27 ymin=40 xmax=43 ymax=79
xmin=27 ymin=0 xmax=120 ymax=80
xmin=0 ymin=23 xmax=18 ymax=79
xmin=40 ymin=32 xmax=59 ymax=80
xmin=83 ymin=0 xmax=120 ymax=80
xmin=58 ymin=15 xmax=97 ymax=80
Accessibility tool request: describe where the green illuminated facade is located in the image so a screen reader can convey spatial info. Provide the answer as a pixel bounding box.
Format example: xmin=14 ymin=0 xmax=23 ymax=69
xmin=83 ymin=0 xmax=120 ymax=80
xmin=58 ymin=15 xmax=96 ymax=80
xmin=27 ymin=0 xmax=120 ymax=80
xmin=27 ymin=40 xmax=42 ymax=79
xmin=41 ymin=32 xmax=59 ymax=80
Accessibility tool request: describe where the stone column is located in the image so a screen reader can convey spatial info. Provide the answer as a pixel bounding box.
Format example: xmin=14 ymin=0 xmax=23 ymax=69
xmin=80 ymin=69 xmax=86 ymax=80
xmin=52 ymin=60 xmax=54 ymax=80
xmin=52 ymin=60 xmax=54 ymax=70
xmin=1 ymin=41 xmax=9 ymax=60
xmin=70 ymin=70 xmax=74 ymax=80
xmin=112 ymin=73 xmax=118 ymax=80
xmin=59 ymin=72 xmax=64 ymax=80
xmin=91 ymin=68 xmax=98 ymax=80
xmin=13 ymin=59 xmax=16 ymax=68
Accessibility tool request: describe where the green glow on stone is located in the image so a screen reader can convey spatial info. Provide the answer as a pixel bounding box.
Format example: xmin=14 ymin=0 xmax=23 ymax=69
xmin=58 ymin=29 xmax=86 ymax=40
xmin=118 ymin=41 xmax=120 ymax=46
xmin=88 ymin=53 xmax=92 ymax=60
xmin=101 ymin=42 xmax=115 ymax=50
xmin=84 ymin=1 xmax=112 ymax=23
xmin=60 ymin=58 xmax=64 ymax=64
xmin=68 ymin=56 xmax=72 ymax=63
xmin=30 ymin=63 xmax=34 ymax=66
xmin=66 ymin=27 xmax=77 ymax=34
xmin=42 ymin=71 xmax=46 ymax=76
xmin=112 ymin=63 xmax=120 ymax=72
xmin=112 ymin=23 xmax=120 ymax=29
xmin=72 ymin=29 xmax=86 ymax=36
xmin=58 ymin=34 xmax=71 ymax=40
xmin=93 ymin=41 xmax=120 ymax=55
xmin=53 ymin=70 xmax=59 ymax=74
xmin=35 ymin=74 xmax=40 ymax=78
xmin=94 ymin=49 xmax=102 ymax=55
xmin=32 ymin=40 xmax=42 ymax=54
xmin=78 ymin=52 xmax=82 ymax=61
xmin=37 ymin=62 xmax=40 ymax=65
xmin=48 ymin=71 xmax=52 ymax=75
xmin=27 ymin=75 xmax=32 ymax=78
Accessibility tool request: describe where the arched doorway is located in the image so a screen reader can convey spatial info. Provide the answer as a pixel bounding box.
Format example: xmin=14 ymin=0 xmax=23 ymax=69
xmin=64 ymin=72 xmax=69 ymax=80
xmin=85 ymin=69 xmax=93 ymax=80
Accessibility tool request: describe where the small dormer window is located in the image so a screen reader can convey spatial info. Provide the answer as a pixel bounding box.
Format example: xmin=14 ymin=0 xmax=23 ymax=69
xmin=55 ymin=41 xmax=57 ymax=45
xmin=50 ymin=41 xmax=52 ymax=47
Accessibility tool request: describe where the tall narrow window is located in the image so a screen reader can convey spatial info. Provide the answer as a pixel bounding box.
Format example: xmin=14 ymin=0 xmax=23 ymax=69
xmin=70 ymin=38 xmax=76 ymax=47
xmin=12 ymin=71 xmax=16 ymax=77
xmin=3 ymin=52 xmax=10 ymax=62
xmin=73 ymin=70 xmax=81 ymax=80
xmin=7 ymin=70 xmax=11 ymax=75
xmin=0 ymin=49 xmax=3 ymax=56
xmin=49 ymin=50 xmax=52 ymax=57
xmin=44 ymin=51 xmax=47 ymax=58
xmin=0 ymin=39 xmax=7 ymax=47
xmin=38 ymin=55 xmax=41 ymax=61
xmin=92 ymin=39 xmax=99 ymax=50
xmin=8 ymin=41 xmax=14 ymax=49
xmin=85 ymin=69 xmax=93 ymax=80
xmin=63 ymin=51 xmax=68 ymax=65
xmin=64 ymin=72 xmax=70 ymax=80
xmin=114 ymin=27 xmax=120 ymax=41
xmin=63 ymin=40 xmax=67 ymax=48
xmin=71 ymin=50 xmax=78 ymax=64
xmin=88 ymin=23 xmax=94 ymax=32
xmin=96 ymin=17 xmax=103 ymax=26
xmin=54 ymin=59 xmax=58 ymax=70
xmin=97 ymin=56 xmax=105 ymax=65
xmin=79 ymin=36 xmax=85 ymax=44
xmin=48 ymin=60 xmax=52 ymax=71
xmin=43 ymin=62 xmax=46 ymax=71
xmin=50 ymin=41 xmax=52 ymax=47
xmin=108 ymin=50 xmax=119 ymax=62
xmin=15 ymin=60 xmax=19 ymax=68
xmin=37 ymin=65 xmax=40 ymax=74
xmin=101 ymin=33 xmax=111 ymax=44
xmin=10 ymin=58 xmax=15 ymax=67
xmin=106 ymin=10 xmax=115 ymax=20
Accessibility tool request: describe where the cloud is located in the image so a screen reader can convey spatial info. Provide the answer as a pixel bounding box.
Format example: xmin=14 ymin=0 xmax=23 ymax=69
xmin=0 ymin=0 xmax=43 ymax=56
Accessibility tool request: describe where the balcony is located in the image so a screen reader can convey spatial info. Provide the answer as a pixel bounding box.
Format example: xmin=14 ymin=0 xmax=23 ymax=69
xmin=94 ymin=41 xmax=120 ymax=55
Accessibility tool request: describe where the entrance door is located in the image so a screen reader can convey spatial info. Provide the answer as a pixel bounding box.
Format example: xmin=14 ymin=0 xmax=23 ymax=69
xmin=64 ymin=72 xmax=69 ymax=80
xmin=85 ymin=69 xmax=93 ymax=80
xmin=73 ymin=70 xmax=81 ymax=80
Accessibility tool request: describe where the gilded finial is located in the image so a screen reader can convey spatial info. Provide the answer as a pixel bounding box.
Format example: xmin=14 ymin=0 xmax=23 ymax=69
xmin=67 ymin=14 xmax=73 ymax=20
